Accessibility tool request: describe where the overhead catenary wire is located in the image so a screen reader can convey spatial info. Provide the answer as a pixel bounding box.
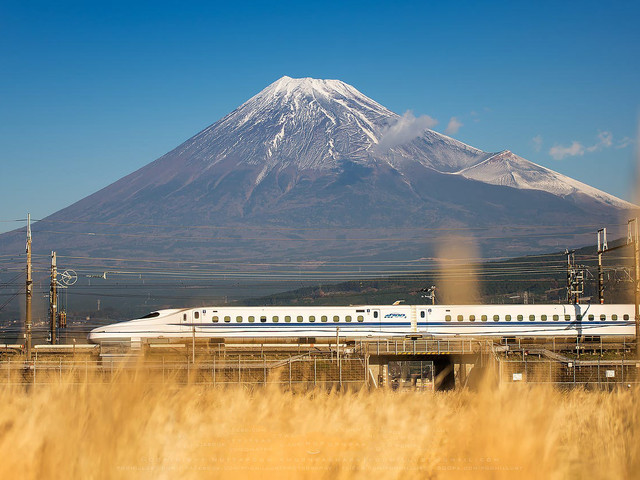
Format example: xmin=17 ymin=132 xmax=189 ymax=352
xmin=29 ymin=228 xmax=608 ymax=242
xmin=23 ymin=218 xmax=631 ymax=232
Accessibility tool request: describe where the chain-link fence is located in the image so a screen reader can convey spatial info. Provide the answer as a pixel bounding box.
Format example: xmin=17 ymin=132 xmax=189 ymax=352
xmin=498 ymin=358 xmax=639 ymax=388
xmin=0 ymin=355 xmax=370 ymax=389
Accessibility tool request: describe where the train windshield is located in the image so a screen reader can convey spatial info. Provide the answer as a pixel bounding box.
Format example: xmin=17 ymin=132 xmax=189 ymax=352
xmin=139 ymin=312 xmax=160 ymax=319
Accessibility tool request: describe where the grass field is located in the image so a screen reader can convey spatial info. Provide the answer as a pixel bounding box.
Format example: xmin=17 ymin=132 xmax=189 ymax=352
xmin=0 ymin=374 xmax=637 ymax=479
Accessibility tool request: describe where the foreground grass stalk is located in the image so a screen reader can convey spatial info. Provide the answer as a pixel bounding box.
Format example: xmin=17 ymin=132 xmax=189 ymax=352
xmin=0 ymin=368 xmax=637 ymax=479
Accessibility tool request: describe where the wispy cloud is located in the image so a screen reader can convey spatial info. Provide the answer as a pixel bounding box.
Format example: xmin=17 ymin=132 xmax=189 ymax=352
xmin=549 ymin=141 xmax=585 ymax=160
xmin=532 ymin=135 xmax=543 ymax=152
xmin=598 ymin=131 xmax=613 ymax=147
xmin=445 ymin=117 xmax=463 ymax=135
xmin=586 ymin=131 xmax=613 ymax=152
xmin=376 ymin=111 xmax=438 ymax=151
xmin=549 ymin=130 xmax=618 ymax=160
xmin=616 ymin=136 xmax=634 ymax=149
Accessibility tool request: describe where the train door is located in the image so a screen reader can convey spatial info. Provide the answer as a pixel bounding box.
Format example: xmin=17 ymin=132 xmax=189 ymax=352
xmin=180 ymin=310 xmax=196 ymax=333
xmin=419 ymin=309 xmax=429 ymax=333
xmin=372 ymin=309 xmax=381 ymax=331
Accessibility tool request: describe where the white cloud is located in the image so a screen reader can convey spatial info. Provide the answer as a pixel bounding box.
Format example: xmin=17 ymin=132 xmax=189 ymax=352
xmin=376 ymin=111 xmax=438 ymax=151
xmin=597 ymin=131 xmax=613 ymax=147
xmin=549 ymin=141 xmax=585 ymax=160
xmin=532 ymin=135 xmax=543 ymax=152
xmin=445 ymin=117 xmax=463 ymax=135
xmin=616 ymin=136 xmax=634 ymax=149
xmin=550 ymin=131 xmax=616 ymax=160
xmin=586 ymin=130 xmax=613 ymax=152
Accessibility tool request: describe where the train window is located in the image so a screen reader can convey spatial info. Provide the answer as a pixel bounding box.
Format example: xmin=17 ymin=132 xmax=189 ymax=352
xmin=493 ymin=315 xmax=499 ymax=322
xmin=333 ymin=315 xmax=340 ymax=322
xmin=623 ymin=314 xmax=629 ymax=320
xmin=373 ymin=311 xmax=379 ymax=319
xmin=564 ymin=315 xmax=571 ymax=321
xmin=517 ymin=315 xmax=523 ymax=322
xmin=445 ymin=315 xmax=452 ymax=322
xmin=505 ymin=315 xmax=511 ymax=322
xmin=297 ymin=315 xmax=303 ymax=323
xmin=224 ymin=316 xmax=231 ymax=323
xmin=260 ymin=316 xmax=267 ymax=323
xmin=249 ymin=316 xmax=255 ymax=323
xmin=284 ymin=315 xmax=291 ymax=323
xmin=612 ymin=314 xmax=618 ymax=321
xmin=309 ymin=316 xmax=315 ymax=323
xmin=588 ymin=314 xmax=594 ymax=321
xmin=481 ymin=315 xmax=487 ymax=322
xmin=469 ymin=315 xmax=475 ymax=322
xmin=212 ymin=316 xmax=219 ymax=323
xmin=273 ymin=316 xmax=279 ymax=323
xmin=420 ymin=311 xmax=426 ymax=318
xmin=541 ymin=315 xmax=547 ymax=321
xmin=457 ymin=315 xmax=463 ymax=322
xmin=576 ymin=314 xmax=582 ymax=321
xmin=321 ymin=315 xmax=328 ymax=322
xmin=529 ymin=315 xmax=535 ymax=321
xmin=194 ymin=311 xmax=199 ymax=320
xmin=600 ymin=314 xmax=606 ymax=321
xmin=346 ymin=315 xmax=352 ymax=323
xmin=553 ymin=315 xmax=559 ymax=321
xmin=236 ymin=316 xmax=242 ymax=323
xmin=183 ymin=314 xmax=187 ymax=321
xmin=357 ymin=315 xmax=364 ymax=322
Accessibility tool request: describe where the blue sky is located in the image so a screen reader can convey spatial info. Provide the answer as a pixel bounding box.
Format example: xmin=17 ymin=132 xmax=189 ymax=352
xmin=0 ymin=0 xmax=638 ymax=233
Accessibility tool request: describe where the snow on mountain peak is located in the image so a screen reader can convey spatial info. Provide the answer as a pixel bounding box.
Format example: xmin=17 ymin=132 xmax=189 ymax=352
xmin=458 ymin=150 xmax=634 ymax=209
xmin=266 ymin=76 xmax=359 ymax=99
xmin=198 ymin=76 xmax=401 ymax=177
xmin=157 ymin=76 xmax=632 ymax=210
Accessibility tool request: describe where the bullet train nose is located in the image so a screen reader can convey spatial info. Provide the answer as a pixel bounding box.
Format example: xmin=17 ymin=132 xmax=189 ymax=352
xmin=87 ymin=326 xmax=107 ymax=344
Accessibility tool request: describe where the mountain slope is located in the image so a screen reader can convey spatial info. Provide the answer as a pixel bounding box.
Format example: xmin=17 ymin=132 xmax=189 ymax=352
xmin=0 ymin=76 xmax=634 ymax=267
xmin=457 ymin=150 xmax=632 ymax=209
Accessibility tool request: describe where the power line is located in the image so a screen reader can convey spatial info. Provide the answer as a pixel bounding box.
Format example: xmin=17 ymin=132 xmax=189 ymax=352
xmin=30 ymin=228 xmax=607 ymax=242
xmin=24 ymin=218 xmax=629 ymax=232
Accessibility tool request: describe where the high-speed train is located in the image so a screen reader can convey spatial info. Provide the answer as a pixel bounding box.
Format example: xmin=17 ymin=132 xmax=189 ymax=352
xmin=87 ymin=303 xmax=636 ymax=344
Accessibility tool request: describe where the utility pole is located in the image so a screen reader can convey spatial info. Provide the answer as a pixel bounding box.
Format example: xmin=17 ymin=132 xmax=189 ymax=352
xmin=192 ymin=320 xmax=196 ymax=364
xmin=50 ymin=251 xmax=57 ymax=345
xmin=429 ymin=286 xmax=436 ymax=305
xmin=565 ymin=249 xmax=585 ymax=304
xmin=566 ymin=249 xmax=572 ymax=304
xmin=629 ymin=219 xmax=640 ymax=359
xmin=597 ymin=228 xmax=607 ymax=304
xmin=420 ymin=286 xmax=436 ymax=305
xmin=25 ymin=214 xmax=32 ymax=361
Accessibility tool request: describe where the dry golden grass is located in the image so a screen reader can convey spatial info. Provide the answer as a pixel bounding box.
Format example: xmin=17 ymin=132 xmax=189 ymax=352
xmin=0 ymin=372 xmax=638 ymax=480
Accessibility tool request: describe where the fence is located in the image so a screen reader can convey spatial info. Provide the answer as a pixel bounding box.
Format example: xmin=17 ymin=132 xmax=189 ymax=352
xmin=498 ymin=358 xmax=640 ymax=388
xmin=0 ymin=355 xmax=370 ymax=389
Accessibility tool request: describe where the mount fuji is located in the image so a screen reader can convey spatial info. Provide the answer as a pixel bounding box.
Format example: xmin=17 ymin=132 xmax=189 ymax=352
xmin=0 ymin=76 xmax=633 ymax=265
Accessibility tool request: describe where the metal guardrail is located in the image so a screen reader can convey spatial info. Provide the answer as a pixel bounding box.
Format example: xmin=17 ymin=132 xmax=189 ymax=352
xmin=357 ymin=338 xmax=489 ymax=356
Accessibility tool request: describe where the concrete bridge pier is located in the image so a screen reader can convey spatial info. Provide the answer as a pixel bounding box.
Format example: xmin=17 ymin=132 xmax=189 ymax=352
xmin=434 ymin=356 xmax=456 ymax=390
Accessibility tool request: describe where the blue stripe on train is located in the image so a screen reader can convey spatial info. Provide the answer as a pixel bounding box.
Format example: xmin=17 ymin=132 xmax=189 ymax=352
xmin=172 ymin=321 xmax=633 ymax=328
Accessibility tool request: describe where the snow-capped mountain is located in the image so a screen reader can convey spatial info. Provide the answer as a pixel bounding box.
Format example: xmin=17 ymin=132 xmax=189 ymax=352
xmin=456 ymin=150 xmax=631 ymax=209
xmin=0 ymin=76 xmax=633 ymax=264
